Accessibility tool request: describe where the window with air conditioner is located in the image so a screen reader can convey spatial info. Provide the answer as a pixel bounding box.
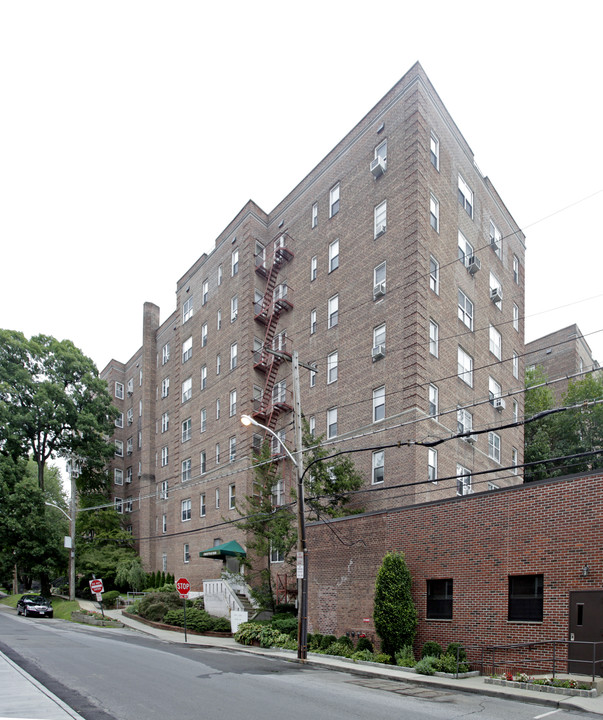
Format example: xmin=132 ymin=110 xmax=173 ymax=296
xmin=374 ymin=200 xmax=387 ymax=238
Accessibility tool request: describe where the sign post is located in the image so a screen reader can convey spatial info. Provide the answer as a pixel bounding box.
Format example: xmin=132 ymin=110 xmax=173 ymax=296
xmin=176 ymin=577 xmax=190 ymax=642
xmin=89 ymin=578 xmax=105 ymax=620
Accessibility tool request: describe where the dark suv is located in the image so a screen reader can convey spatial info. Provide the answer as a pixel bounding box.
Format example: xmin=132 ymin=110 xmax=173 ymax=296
xmin=16 ymin=594 xmax=53 ymax=618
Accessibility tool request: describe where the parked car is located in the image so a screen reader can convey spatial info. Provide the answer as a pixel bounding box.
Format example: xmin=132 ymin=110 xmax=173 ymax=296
xmin=17 ymin=594 xmax=53 ymax=618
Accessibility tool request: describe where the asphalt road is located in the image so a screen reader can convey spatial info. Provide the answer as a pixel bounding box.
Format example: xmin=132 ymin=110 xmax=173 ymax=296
xmin=0 ymin=610 xmax=599 ymax=720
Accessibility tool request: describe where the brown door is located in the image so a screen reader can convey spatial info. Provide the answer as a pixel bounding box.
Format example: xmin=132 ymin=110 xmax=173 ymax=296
xmin=568 ymin=590 xmax=603 ymax=676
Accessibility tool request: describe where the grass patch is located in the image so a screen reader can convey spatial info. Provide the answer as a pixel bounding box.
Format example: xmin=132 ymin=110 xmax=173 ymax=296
xmin=0 ymin=594 xmax=78 ymax=620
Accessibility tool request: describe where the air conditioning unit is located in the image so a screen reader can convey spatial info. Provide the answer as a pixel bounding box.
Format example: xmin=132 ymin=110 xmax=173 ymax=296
xmin=467 ymin=256 xmax=481 ymax=274
xmin=127 ymin=450 xmax=132 ymax=456
xmin=490 ymin=238 xmax=501 ymax=252
xmin=464 ymin=434 xmax=478 ymax=444
xmin=493 ymin=397 xmax=506 ymax=411
xmin=373 ymin=282 xmax=386 ymax=299
xmin=127 ymin=390 xmax=133 ymax=397
xmin=490 ymin=287 xmax=503 ymax=303
xmin=125 ymin=477 xmax=132 ymax=484
xmin=372 ymin=344 xmax=386 ymax=361
xmin=375 ymin=224 xmax=386 ymax=238
xmin=370 ymin=157 xmax=386 ymax=178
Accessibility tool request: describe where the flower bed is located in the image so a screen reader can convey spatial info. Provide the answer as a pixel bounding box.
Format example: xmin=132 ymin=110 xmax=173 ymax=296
xmin=121 ymin=610 xmax=232 ymax=637
xmin=71 ymin=611 xmax=124 ymax=628
xmin=485 ymin=674 xmax=597 ymax=698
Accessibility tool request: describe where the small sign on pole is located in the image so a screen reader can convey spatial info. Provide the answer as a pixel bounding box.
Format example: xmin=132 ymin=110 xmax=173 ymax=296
xmin=296 ymin=551 xmax=304 ymax=579
xmin=176 ymin=577 xmax=190 ymax=642
xmin=89 ymin=578 xmax=105 ymax=620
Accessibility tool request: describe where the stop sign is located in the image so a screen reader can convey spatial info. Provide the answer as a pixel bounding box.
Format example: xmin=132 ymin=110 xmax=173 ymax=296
xmin=89 ymin=578 xmax=104 ymax=594
xmin=176 ymin=577 xmax=190 ymax=597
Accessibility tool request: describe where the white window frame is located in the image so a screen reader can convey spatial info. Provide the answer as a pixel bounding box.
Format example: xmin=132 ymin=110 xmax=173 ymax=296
xmin=310 ymin=255 xmax=317 ymax=281
xmin=327 ymin=351 xmax=338 ymax=384
xmin=229 ymin=436 xmax=236 ymax=463
xmin=457 ymin=407 xmax=473 ymax=434
xmin=182 ymin=377 xmax=192 ymax=403
xmin=183 ymin=543 xmax=190 ymax=563
xmin=489 ymin=325 xmax=502 ymax=360
xmin=115 ymin=440 xmax=123 ymax=457
xmin=372 ymin=450 xmax=384 ymax=485
xmin=312 ymin=202 xmax=318 ymax=228
xmin=458 ymin=347 xmax=473 ymax=387
xmin=229 ymin=389 xmax=237 ymax=417
xmin=430 ymin=193 xmax=439 ymax=232
xmin=327 ymin=407 xmax=338 ymax=439
xmin=310 ymin=308 xmax=317 ymax=335
xmin=513 ymin=303 xmax=520 ymax=331
xmin=181 ymin=458 xmax=191 ymax=482
xmin=229 ymin=483 xmax=236 ymax=509
xmin=200 ymin=450 xmax=206 ymax=475
xmin=161 ymin=377 xmax=169 ymax=398
xmin=202 ymin=279 xmax=209 ymax=305
xmin=201 ymin=365 xmax=207 ymax=390
xmin=429 ymin=384 xmax=438 ymax=417
xmin=215 ymin=443 xmax=220 ymax=465
xmin=373 ymin=386 xmax=385 ymax=423
xmin=161 ymin=446 xmax=168 ymax=467
xmin=488 ymin=432 xmax=501 ymax=463
xmin=328 ymin=294 xmax=339 ymax=328
xmin=429 ymin=320 xmax=439 ymax=357
xmin=200 ymin=493 xmax=206 ymax=517
xmin=490 ymin=272 xmax=503 ymax=309
xmin=162 ymin=342 xmax=170 ymax=365
xmin=513 ymin=351 xmax=519 ymax=379
xmin=328 ymin=238 xmax=339 ymax=272
xmin=428 ymin=448 xmax=438 ymax=483
xmin=374 ymin=200 xmax=387 ymax=238
xmin=182 ymin=336 xmax=193 ymax=363
xmin=183 ymin=296 xmax=194 ymax=323
xmin=489 ymin=376 xmax=502 ymax=404
xmin=458 ymin=174 xmax=474 ymax=218
xmin=513 ymin=255 xmax=520 ymax=284
xmin=490 ymin=220 xmax=502 ymax=258
xmin=373 ymin=323 xmax=386 ymax=349
xmin=230 ymin=295 xmax=238 ymax=323
xmin=230 ymin=342 xmax=238 ymax=370
xmin=115 ymin=382 xmax=124 ymax=400
xmin=181 ymin=417 xmax=192 ymax=443
xmin=458 ymin=230 xmax=474 ymax=266
xmin=429 ymin=256 xmax=439 ymax=295
xmin=231 ymin=248 xmax=239 ymax=276
xmin=457 ymin=465 xmax=472 ymax=495
xmin=215 ymin=487 xmax=220 ymax=508
xmin=458 ymin=289 xmax=474 ymax=330
xmin=512 ymin=447 xmax=518 ymax=474
xmin=430 ymin=132 xmax=439 ymax=170
xmin=329 ymin=183 xmax=340 ymax=218
xmin=114 ymin=468 xmax=123 ymax=485
xmin=216 ymin=398 xmax=220 ymax=420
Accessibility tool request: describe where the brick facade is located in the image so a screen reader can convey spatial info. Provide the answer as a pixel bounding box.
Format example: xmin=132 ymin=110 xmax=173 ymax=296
xmin=307 ymin=470 xmax=603 ymax=664
xmin=101 ymin=62 xmax=526 ymax=588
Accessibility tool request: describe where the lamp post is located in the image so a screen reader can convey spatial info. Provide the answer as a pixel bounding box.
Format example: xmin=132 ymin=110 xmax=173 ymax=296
xmin=44 ymin=500 xmax=75 ymax=602
xmin=241 ymin=410 xmax=308 ymax=661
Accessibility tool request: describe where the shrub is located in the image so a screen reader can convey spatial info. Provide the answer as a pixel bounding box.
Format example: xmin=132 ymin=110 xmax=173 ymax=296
xmin=445 ymin=642 xmax=467 ymax=662
xmin=337 ymin=635 xmax=354 ymax=649
xmin=136 ymin=591 xmax=183 ymax=620
xmin=374 ymin=653 xmax=392 ymax=664
xmin=211 ymin=617 xmax=232 ymax=633
xmin=324 ymin=642 xmax=354 ymax=658
xmin=258 ymin=626 xmax=285 ymax=648
xmin=395 ymin=644 xmax=416 ymax=668
xmin=415 ymin=656 xmax=437 ymax=675
xmin=271 ymin=615 xmax=297 ymax=635
xmin=421 ymin=641 xmax=443 ymax=658
xmin=308 ymin=633 xmax=323 ymax=651
xmin=163 ymin=607 xmax=215 ymax=633
xmin=373 ymin=551 xmax=417 ymax=657
xmin=234 ymin=622 xmax=264 ymax=645
xmin=352 ymin=649 xmax=375 ymax=662
xmin=356 ymin=636 xmax=374 ymax=653
xmin=101 ymin=590 xmax=121 ymax=609
xmin=320 ymin=634 xmax=338 ymax=651
xmin=145 ymin=602 xmax=170 ymax=622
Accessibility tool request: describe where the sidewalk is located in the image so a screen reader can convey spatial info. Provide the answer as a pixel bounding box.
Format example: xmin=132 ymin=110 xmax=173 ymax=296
xmin=2 ymin=599 xmax=603 ymax=718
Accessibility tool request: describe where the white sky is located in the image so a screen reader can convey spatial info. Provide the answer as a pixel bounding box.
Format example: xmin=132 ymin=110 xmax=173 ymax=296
xmin=1 ymin=0 xmax=602 ymax=372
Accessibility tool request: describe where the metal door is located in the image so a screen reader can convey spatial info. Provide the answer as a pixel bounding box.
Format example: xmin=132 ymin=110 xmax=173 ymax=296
xmin=568 ymin=590 xmax=603 ymax=676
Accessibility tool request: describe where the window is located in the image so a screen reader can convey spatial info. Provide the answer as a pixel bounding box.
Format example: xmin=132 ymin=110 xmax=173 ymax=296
xmin=115 ymin=440 xmax=123 ymax=457
xmin=200 ymin=322 xmax=208 ymax=347
xmin=512 ymin=447 xmax=518 ymax=474
xmin=215 ymin=354 xmax=221 ymax=376
xmin=162 ymin=342 xmax=170 ymax=365
xmin=490 ymin=272 xmax=503 ymax=309
xmin=457 ymin=230 xmax=474 ymax=267
xmin=490 ymin=221 xmax=502 ymax=258
xmin=329 ymin=183 xmax=340 ymax=217
xmin=115 ymin=412 xmax=123 ymax=428
xmin=200 ymin=493 xmax=206 ymax=517
xmin=181 ymin=418 xmax=191 ymax=443
xmin=217 ymin=308 xmax=222 ymax=330
xmin=200 ymin=365 xmax=207 ymax=390
xmin=231 ymin=248 xmax=239 ymax=276
xmin=225 ymin=389 xmax=235 ymax=419
xmin=430 ymin=194 xmax=439 ymax=232
xmin=126 ymin=466 xmax=132 ymax=484
xmin=115 ymin=382 xmax=124 ymax=399
xmin=458 ymin=174 xmax=473 ymax=218
xmin=126 ymin=437 xmax=133 ymax=455
xmin=312 ymin=202 xmax=318 ymax=228
xmin=427 ymin=579 xmax=453 ymax=619
xmin=488 ymin=432 xmax=501 ymax=463
xmin=215 ymin=398 xmax=220 ymax=420
xmin=429 ymin=256 xmax=439 ymax=294
xmin=458 ymin=347 xmax=473 ymax=386
xmin=215 ymin=443 xmax=220 ymax=465
xmin=162 ymin=514 xmax=167 ymax=533
xmin=513 ymin=255 xmax=520 ymax=284
xmin=182 ymin=377 xmax=192 ymax=403
xmin=114 ymin=468 xmax=123 ymax=485
xmin=230 ymin=342 xmax=238 ymax=370
xmin=310 ymin=255 xmax=317 ymax=281
xmin=374 ymin=200 xmax=387 ymax=237
xmin=309 ymin=416 xmax=315 ymax=437
xmin=489 ymin=325 xmax=502 ymax=360
xmin=162 ymin=554 xmax=167 ymax=572
xmin=127 ymin=377 xmax=134 ymax=396
xmin=428 ymin=448 xmax=437 ymax=483
xmin=183 ymin=296 xmax=194 ymax=323
xmin=215 ymin=487 xmax=220 ymax=508
xmin=114 ymin=497 xmax=123 ymax=514
xmin=309 ymin=365 xmax=316 ymax=388
xmin=126 ymin=407 xmax=133 ymax=425
xmin=230 ymin=295 xmax=238 ymax=323
xmin=158 ymin=480 xmax=168 ymax=500
xmin=513 ymin=303 xmax=520 ymax=331
xmin=138 ymin=430 xmax=142 ymax=449
xmin=327 ymin=407 xmax=338 ymax=439
xmin=372 ymin=450 xmax=384 ymax=484
xmin=270 ymin=544 xmax=284 ymax=563
xmin=272 ymin=478 xmax=285 ymax=507
xmin=513 ymin=351 xmax=519 ymax=379
xmin=489 ymin=376 xmax=502 ymax=404
xmin=183 ymin=543 xmax=190 ymax=563
xmin=161 ymin=446 xmax=168 ymax=466
xmin=373 ymin=323 xmax=386 ymax=354
xmin=373 ymin=386 xmax=385 ymax=422
xmin=161 ymin=377 xmax=169 ymax=398
xmin=327 ymin=351 xmax=338 ymax=384
xmin=181 ymin=458 xmax=192 ymax=482
xmin=202 ymin=279 xmax=209 ymax=305
xmin=200 ymin=408 xmax=206 ymax=433
xmin=457 ymin=289 xmax=474 ymax=330
xmin=429 ymin=320 xmax=439 ymax=357
xmin=430 ymin=132 xmax=440 ymax=170
xmin=457 ymin=407 xmax=473 ymax=435
xmin=229 ymin=436 xmax=236 ymax=463
xmin=310 ymin=309 xmax=317 ymax=335
xmin=182 ymin=336 xmax=192 ymax=363
xmin=229 ymin=483 xmax=236 ymax=509
xmin=513 ymin=399 xmax=519 ymax=423
xmin=200 ymin=450 xmax=206 ymax=475
xmin=429 ymin=384 xmax=438 ymax=417
xmin=328 ymin=238 xmax=339 ymax=272
xmin=456 ymin=464 xmax=472 ymax=495
xmin=328 ymin=294 xmax=338 ymax=328
xmin=374 ymin=261 xmax=386 ymax=298
xmin=217 ymin=264 xmax=223 ymax=285
xmin=508 ymin=574 xmax=543 ymax=622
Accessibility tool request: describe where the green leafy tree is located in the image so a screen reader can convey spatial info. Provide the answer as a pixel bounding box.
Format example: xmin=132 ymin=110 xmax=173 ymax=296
xmin=524 ymin=366 xmax=557 ymax=482
xmin=373 ymin=551 xmax=417 ymax=657
xmin=233 ymin=440 xmax=296 ymax=611
xmin=115 ymin=556 xmax=148 ymax=592
xmin=302 ymin=419 xmax=364 ymax=519
xmin=0 ymin=330 xmax=117 ymax=491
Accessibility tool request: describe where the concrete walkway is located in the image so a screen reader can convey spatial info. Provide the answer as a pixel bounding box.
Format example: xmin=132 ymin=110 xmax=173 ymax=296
xmin=2 ymin=598 xmax=602 ymax=718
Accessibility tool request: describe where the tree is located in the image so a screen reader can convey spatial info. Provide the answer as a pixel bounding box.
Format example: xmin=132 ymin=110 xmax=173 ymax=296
xmin=233 ymin=440 xmax=296 ymax=611
xmin=524 ymin=366 xmax=557 ymax=482
xmin=115 ymin=556 xmax=148 ymax=592
xmin=0 ymin=330 xmax=117 ymax=491
xmin=373 ymin=551 xmax=417 ymax=657
xmin=302 ymin=419 xmax=364 ymax=519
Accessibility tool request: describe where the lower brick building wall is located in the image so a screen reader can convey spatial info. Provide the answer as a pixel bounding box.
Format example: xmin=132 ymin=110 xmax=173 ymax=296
xmin=306 ymin=471 xmax=603 ymax=666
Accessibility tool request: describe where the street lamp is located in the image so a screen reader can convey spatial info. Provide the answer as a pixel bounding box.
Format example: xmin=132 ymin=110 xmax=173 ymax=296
xmin=240 ymin=413 xmax=308 ymax=661
xmin=44 ymin=501 xmax=75 ymax=602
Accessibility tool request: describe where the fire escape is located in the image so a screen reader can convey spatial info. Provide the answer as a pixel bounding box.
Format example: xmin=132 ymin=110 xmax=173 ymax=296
xmin=252 ymin=232 xmax=294 ymax=438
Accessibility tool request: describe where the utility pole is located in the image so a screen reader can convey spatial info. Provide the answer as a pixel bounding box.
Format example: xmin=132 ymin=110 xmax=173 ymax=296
xmin=68 ymin=462 xmax=77 ymax=602
xmin=291 ymin=350 xmax=308 ymax=661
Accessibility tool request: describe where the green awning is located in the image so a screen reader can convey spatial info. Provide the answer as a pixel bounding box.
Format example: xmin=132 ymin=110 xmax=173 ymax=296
xmin=198 ymin=540 xmax=246 ymax=560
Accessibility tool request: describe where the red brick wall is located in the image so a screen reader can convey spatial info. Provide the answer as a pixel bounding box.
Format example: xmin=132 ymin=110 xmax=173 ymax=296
xmin=307 ymin=471 xmax=603 ymax=663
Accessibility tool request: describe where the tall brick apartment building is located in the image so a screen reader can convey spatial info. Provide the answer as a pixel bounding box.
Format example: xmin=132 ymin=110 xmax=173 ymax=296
xmin=101 ymin=62 xmax=526 ymax=586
